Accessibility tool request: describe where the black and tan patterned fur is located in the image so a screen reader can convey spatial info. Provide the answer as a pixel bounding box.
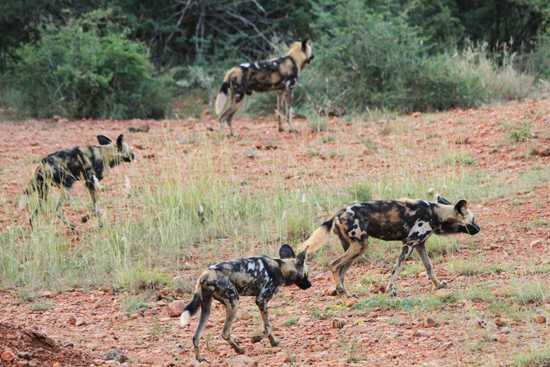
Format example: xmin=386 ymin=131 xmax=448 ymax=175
xmin=214 ymin=39 xmax=314 ymax=135
xmin=300 ymin=194 xmax=480 ymax=297
xmin=179 ymin=244 xmax=310 ymax=362
xmin=22 ymin=134 xmax=135 ymax=230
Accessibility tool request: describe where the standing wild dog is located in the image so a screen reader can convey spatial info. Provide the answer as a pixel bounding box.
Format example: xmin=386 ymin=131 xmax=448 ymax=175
xmin=22 ymin=134 xmax=135 ymax=230
xmin=214 ymin=39 xmax=314 ymax=136
xmin=180 ymin=244 xmax=311 ymax=362
xmin=300 ymin=194 xmax=480 ymax=297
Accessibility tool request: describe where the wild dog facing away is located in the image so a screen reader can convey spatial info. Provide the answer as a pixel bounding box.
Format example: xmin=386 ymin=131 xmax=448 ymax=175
xmin=179 ymin=244 xmax=311 ymax=362
xmin=300 ymin=194 xmax=480 ymax=297
xmin=21 ymin=134 xmax=135 ymax=230
xmin=214 ymin=39 xmax=314 ymax=136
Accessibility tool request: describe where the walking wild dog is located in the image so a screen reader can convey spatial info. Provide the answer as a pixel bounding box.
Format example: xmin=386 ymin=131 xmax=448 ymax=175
xmin=214 ymin=39 xmax=314 ymax=135
xmin=300 ymin=194 xmax=480 ymax=297
xmin=179 ymin=244 xmax=311 ymax=362
xmin=21 ymin=134 xmax=135 ymax=230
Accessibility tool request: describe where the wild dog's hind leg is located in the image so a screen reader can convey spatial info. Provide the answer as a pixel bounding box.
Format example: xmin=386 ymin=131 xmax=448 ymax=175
xmin=220 ymin=95 xmax=242 ymax=137
xmin=193 ymin=294 xmax=213 ymax=362
xmin=213 ymin=275 xmax=243 ymax=354
xmin=416 ymin=243 xmax=447 ymax=290
xmin=330 ymin=240 xmax=368 ymax=297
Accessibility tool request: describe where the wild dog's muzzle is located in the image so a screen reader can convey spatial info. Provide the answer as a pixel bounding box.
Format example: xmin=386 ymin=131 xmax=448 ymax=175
xmin=296 ymin=277 xmax=311 ymax=289
xmin=463 ymin=222 xmax=480 ymax=235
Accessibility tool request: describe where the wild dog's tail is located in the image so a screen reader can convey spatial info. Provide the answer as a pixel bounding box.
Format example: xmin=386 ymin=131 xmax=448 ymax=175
xmin=215 ymin=67 xmax=239 ymax=115
xmin=179 ymin=275 xmax=204 ymax=327
xmin=299 ymin=217 xmax=335 ymax=253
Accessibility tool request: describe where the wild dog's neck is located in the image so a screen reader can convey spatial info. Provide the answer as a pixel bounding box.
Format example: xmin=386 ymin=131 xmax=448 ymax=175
xmin=287 ymin=44 xmax=307 ymax=71
xmin=97 ymin=144 xmax=121 ymax=168
xmin=431 ymin=203 xmax=455 ymax=224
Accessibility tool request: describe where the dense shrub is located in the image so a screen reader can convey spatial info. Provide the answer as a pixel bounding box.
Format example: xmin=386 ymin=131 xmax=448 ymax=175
xmin=2 ymin=10 xmax=172 ymax=119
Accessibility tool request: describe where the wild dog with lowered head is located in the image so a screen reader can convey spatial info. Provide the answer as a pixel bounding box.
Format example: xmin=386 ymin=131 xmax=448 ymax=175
xmin=214 ymin=39 xmax=314 ymax=136
xmin=22 ymin=134 xmax=135 ymax=230
xmin=300 ymin=194 xmax=480 ymax=297
xmin=179 ymin=244 xmax=311 ymax=362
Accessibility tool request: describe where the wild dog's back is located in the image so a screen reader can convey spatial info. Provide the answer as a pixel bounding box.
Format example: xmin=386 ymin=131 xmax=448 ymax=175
xmin=208 ymin=257 xmax=276 ymax=296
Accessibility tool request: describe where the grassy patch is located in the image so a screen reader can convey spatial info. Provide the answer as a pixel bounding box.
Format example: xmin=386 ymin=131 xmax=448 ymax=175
xmin=353 ymin=292 xmax=458 ymax=312
xmin=448 ymin=258 xmax=508 ymax=276
xmin=441 ymin=151 xmax=476 ymax=166
xmin=514 ymin=345 xmax=550 ymax=367
xmin=426 ymin=237 xmax=460 ymax=258
xmin=283 ymin=316 xmax=299 ymax=327
xmin=507 ymin=121 xmax=533 ymax=143
xmin=30 ymin=299 xmax=54 ymax=312
xmin=122 ymin=293 xmax=150 ymax=315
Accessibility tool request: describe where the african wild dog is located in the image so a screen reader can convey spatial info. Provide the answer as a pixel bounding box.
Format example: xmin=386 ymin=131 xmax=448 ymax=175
xmin=22 ymin=134 xmax=135 ymax=230
xmin=300 ymin=194 xmax=480 ymax=297
xmin=214 ymin=39 xmax=314 ymax=136
xmin=179 ymin=244 xmax=311 ymax=362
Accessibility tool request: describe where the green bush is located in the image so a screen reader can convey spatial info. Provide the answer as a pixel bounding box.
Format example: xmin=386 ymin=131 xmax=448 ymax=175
xmin=2 ymin=10 xmax=172 ymax=119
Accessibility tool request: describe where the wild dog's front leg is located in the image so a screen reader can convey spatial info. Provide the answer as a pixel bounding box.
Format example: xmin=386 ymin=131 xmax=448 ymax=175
xmin=276 ymin=91 xmax=285 ymax=132
xmin=416 ymin=243 xmax=447 ymax=290
xmin=55 ymin=189 xmax=77 ymax=232
xmin=284 ymin=87 xmax=297 ymax=133
xmin=386 ymin=244 xmax=415 ymax=297
xmin=387 ymin=219 xmax=433 ymax=296
xmin=252 ymin=289 xmax=278 ymax=346
xmin=86 ymin=177 xmax=104 ymax=227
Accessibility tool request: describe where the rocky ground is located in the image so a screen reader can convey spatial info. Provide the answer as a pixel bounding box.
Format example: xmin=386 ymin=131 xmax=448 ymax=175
xmin=0 ymin=98 xmax=549 ymax=366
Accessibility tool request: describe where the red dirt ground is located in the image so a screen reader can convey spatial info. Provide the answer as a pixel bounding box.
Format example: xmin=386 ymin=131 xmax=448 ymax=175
xmin=0 ymin=98 xmax=549 ymax=366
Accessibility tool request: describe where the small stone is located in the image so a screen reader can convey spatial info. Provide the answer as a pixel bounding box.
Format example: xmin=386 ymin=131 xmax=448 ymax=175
xmin=423 ymin=317 xmax=437 ymax=328
xmin=331 ymin=319 xmax=346 ymax=329
xmin=477 ymin=319 xmax=487 ymax=328
xmin=1 ymin=350 xmax=16 ymax=362
xmin=52 ymin=363 xmax=61 ymax=367
xmin=534 ymin=315 xmax=546 ymax=324
xmin=104 ymin=348 xmax=128 ymax=363
xmin=497 ymin=335 xmax=507 ymax=343
xmin=75 ymin=319 xmax=86 ymax=327
xmin=413 ymin=329 xmax=431 ymax=338
xmin=167 ymin=300 xmax=186 ymax=318
xmin=67 ymin=316 xmax=76 ymax=326
xmin=227 ymin=355 xmax=258 ymax=367
xmin=495 ymin=318 xmax=506 ymax=327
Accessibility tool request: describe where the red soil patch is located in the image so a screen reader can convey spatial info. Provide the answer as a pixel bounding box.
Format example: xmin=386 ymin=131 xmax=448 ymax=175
xmin=0 ymin=322 xmax=95 ymax=366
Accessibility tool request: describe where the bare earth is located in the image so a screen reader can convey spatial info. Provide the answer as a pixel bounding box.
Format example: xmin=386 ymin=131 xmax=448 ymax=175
xmin=0 ymin=98 xmax=549 ymax=366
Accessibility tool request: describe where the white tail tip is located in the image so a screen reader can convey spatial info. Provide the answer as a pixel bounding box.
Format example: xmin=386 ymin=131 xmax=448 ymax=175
xmin=180 ymin=310 xmax=190 ymax=327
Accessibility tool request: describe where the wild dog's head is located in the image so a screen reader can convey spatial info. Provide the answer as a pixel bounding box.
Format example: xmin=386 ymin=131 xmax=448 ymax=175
xmin=97 ymin=134 xmax=135 ymax=164
xmin=433 ymin=194 xmax=480 ymax=235
xmin=277 ymin=244 xmax=311 ymax=290
xmin=288 ymin=39 xmax=314 ymax=70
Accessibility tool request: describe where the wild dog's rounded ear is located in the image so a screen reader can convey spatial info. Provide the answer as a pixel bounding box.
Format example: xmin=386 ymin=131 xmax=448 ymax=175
xmin=302 ymin=38 xmax=310 ymax=52
xmin=454 ymin=200 xmax=468 ymax=214
xmin=97 ymin=135 xmax=112 ymax=145
xmin=296 ymin=250 xmax=307 ymax=264
xmin=437 ymin=194 xmax=452 ymax=205
xmin=279 ymin=244 xmax=296 ymax=259
xmin=116 ymin=134 xmax=124 ymax=148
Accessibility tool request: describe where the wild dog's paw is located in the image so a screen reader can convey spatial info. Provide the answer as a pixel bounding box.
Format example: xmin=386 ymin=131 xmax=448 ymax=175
xmin=330 ymin=287 xmax=346 ymax=296
xmin=234 ymin=345 xmax=245 ymax=354
xmin=250 ymin=334 xmax=264 ymax=344
xmin=387 ymin=286 xmax=398 ymax=297
xmin=436 ymin=281 xmax=448 ymax=290
xmin=288 ymin=128 xmax=298 ymax=134
xmin=268 ymin=336 xmax=279 ymax=347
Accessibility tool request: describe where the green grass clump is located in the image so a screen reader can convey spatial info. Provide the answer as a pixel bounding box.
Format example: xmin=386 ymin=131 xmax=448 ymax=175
xmin=514 ymin=345 xmax=550 ymax=367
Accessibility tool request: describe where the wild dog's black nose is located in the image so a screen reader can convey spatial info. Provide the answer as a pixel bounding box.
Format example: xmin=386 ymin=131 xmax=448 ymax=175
xmin=466 ymin=223 xmax=480 ymax=235
xmin=297 ymin=277 xmax=311 ymax=290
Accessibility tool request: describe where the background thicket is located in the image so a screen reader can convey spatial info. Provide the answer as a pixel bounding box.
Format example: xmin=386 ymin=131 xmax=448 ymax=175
xmin=0 ymin=0 xmax=548 ymax=117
